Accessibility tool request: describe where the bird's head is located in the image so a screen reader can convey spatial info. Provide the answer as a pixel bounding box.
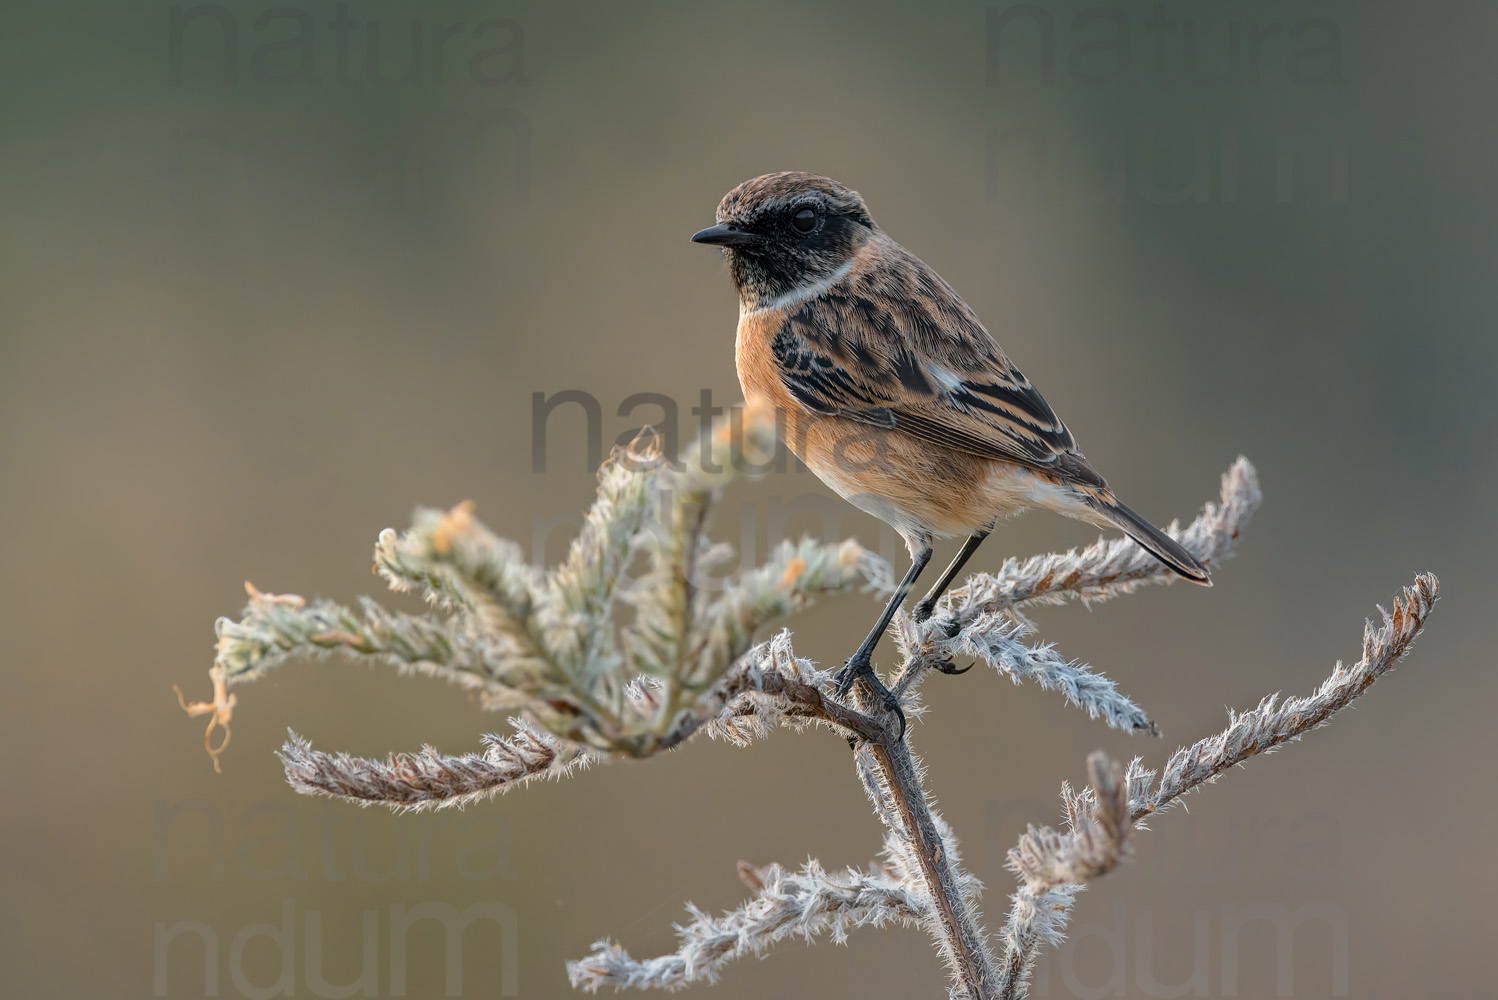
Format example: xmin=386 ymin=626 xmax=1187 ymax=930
xmin=691 ymin=172 xmax=878 ymax=309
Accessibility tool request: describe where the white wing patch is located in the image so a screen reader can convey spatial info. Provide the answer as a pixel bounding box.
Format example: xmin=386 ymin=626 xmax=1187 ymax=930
xmin=925 ymin=363 xmax=965 ymax=393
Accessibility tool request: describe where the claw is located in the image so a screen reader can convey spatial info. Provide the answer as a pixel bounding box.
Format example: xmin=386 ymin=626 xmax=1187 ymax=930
xmin=932 ymin=659 xmax=974 ymax=676
xmin=880 ymin=687 xmax=908 ymax=740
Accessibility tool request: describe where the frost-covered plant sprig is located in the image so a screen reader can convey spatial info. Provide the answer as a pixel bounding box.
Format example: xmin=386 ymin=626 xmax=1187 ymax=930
xmin=568 ymin=855 xmax=928 ymax=992
xmin=570 ymin=575 xmax=1439 ymax=1000
xmin=180 ymin=403 xmax=889 ymax=768
xmin=272 ymin=631 xmax=883 ymax=812
xmin=991 ymin=573 xmax=1439 ymax=999
xmin=179 ymin=408 xmax=1440 ymax=1000
xmin=279 ymin=721 xmax=595 ymax=812
xmin=995 ymin=751 xmax=1136 ymax=999
xmin=890 ymin=610 xmax=1156 ymax=735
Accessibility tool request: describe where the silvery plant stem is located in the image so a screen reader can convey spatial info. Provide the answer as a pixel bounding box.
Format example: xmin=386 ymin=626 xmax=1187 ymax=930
xmin=866 ymin=722 xmax=999 ymax=999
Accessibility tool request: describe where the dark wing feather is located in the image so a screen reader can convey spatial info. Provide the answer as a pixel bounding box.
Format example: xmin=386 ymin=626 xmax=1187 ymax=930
xmin=771 ymin=252 xmax=1102 ymax=487
xmin=771 ymin=328 xmax=895 ymax=426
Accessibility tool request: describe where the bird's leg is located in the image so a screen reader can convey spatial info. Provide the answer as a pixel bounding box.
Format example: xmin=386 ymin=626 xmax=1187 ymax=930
xmin=911 ymin=532 xmax=988 ymax=675
xmin=833 ymin=542 xmax=933 ymax=738
xmin=912 ymin=532 xmax=988 ymax=623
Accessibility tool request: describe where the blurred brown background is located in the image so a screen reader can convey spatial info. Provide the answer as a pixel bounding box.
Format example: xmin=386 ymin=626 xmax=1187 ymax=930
xmin=2 ymin=1 xmax=1493 ymax=997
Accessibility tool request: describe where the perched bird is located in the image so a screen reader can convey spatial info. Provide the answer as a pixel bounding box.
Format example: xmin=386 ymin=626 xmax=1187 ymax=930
xmin=692 ymin=172 xmax=1209 ymax=734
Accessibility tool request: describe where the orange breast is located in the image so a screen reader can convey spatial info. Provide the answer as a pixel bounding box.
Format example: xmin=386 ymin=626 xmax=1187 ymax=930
xmin=734 ymin=304 xmax=1016 ymax=541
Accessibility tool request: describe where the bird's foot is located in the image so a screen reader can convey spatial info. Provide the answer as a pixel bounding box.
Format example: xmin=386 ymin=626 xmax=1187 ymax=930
xmin=914 ymin=601 xmax=964 ymax=638
xmin=934 ymin=611 xmax=963 ymax=639
xmin=831 ymin=655 xmax=865 ymax=699
xmin=918 ymin=611 xmax=969 ymax=677
xmin=832 ymin=655 xmax=906 ymax=741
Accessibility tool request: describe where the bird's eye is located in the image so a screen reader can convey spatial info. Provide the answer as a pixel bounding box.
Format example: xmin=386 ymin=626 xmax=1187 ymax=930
xmin=792 ymin=207 xmax=817 ymax=233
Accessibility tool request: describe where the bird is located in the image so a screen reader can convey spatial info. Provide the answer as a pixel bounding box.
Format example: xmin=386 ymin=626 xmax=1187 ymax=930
xmin=691 ymin=171 xmax=1210 ymax=736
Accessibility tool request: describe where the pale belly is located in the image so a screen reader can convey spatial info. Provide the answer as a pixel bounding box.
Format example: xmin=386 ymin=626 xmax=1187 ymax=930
xmin=809 ymin=434 xmax=1098 ymax=543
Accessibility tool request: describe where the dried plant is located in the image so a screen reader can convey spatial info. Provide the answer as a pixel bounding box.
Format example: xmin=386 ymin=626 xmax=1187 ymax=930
xmin=179 ymin=405 xmax=1440 ymax=1000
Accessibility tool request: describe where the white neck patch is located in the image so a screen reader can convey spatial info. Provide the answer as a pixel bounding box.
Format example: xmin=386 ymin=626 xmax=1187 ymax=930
xmin=740 ymin=259 xmax=857 ymax=319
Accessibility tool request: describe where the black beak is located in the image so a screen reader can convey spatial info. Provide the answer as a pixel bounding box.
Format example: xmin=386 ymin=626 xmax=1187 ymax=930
xmin=690 ymin=223 xmax=761 ymax=247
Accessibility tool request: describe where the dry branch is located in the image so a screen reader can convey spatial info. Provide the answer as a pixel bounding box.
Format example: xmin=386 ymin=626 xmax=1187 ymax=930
xmin=177 ymin=412 xmax=1439 ymax=1000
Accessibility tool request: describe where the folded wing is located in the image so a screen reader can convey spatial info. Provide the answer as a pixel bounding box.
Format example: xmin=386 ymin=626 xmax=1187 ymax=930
xmin=771 ymin=267 xmax=1101 ymax=488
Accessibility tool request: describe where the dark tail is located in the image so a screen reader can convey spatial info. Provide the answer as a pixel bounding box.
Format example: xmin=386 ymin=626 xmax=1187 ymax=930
xmin=1087 ymin=495 xmax=1212 ymax=585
